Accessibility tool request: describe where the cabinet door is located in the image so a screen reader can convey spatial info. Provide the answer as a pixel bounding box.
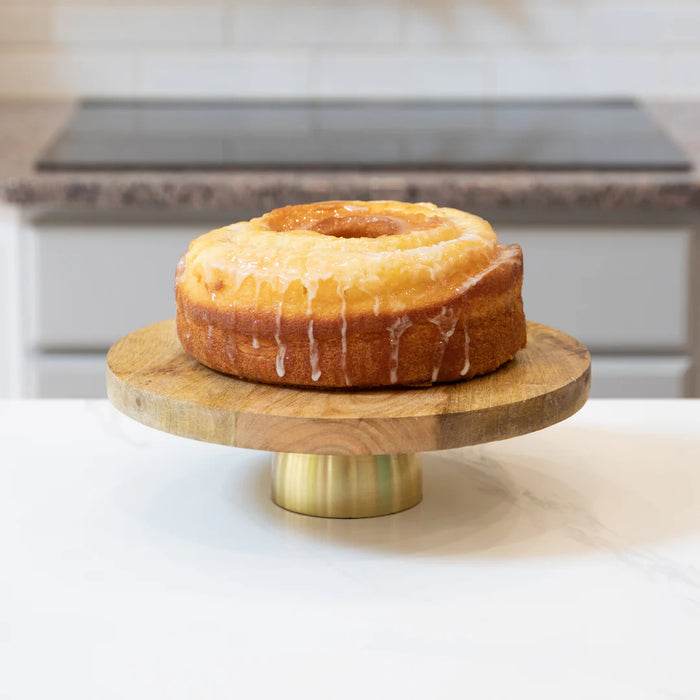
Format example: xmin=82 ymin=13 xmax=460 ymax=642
xmin=497 ymin=227 xmax=690 ymax=352
xmin=0 ymin=206 xmax=21 ymax=397
xmin=31 ymin=353 xmax=108 ymax=399
xmin=32 ymin=223 xmax=199 ymax=350
xmin=590 ymin=355 xmax=690 ymax=398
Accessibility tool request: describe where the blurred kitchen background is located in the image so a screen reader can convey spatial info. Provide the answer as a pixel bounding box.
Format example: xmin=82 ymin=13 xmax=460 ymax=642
xmin=0 ymin=0 xmax=698 ymax=399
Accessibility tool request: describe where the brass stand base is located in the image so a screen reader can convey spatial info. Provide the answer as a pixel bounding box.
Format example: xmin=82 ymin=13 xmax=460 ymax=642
xmin=271 ymin=453 xmax=422 ymax=518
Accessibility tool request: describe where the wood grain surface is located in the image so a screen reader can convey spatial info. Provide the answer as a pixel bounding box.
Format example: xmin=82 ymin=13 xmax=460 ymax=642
xmin=106 ymin=319 xmax=590 ymax=455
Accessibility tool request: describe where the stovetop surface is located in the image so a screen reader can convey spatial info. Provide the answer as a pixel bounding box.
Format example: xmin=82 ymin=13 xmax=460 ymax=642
xmin=37 ymin=99 xmax=691 ymax=171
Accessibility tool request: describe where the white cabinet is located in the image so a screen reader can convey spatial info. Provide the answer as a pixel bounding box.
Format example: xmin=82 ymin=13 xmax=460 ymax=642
xmin=497 ymin=227 xmax=690 ymax=352
xmin=590 ymin=355 xmax=690 ymax=398
xmin=19 ymin=217 xmax=212 ymax=398
xmin=0 ymin=206 xmax=22 ymax=398
xmin=10 ymin=215 xmax=698 ymax=399
xmin=32 ymin=353 xmax=110 ymax=398
xmin=32 ymin=223 xmax=198 ymax=350
xmin=497 ymin=225 xmax=694 ymax=398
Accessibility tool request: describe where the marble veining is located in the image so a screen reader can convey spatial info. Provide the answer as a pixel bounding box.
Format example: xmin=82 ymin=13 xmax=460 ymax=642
xmin=1 ymin=399 xmax=700 ymax=698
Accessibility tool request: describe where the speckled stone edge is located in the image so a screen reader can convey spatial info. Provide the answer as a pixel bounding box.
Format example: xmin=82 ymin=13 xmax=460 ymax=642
xmin=1 ymin=171 xmax=699 ymax=211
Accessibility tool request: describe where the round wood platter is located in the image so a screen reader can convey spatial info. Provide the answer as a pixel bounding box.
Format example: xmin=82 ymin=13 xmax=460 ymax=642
xmin=106 ymin=319 xmax=590 ymax=456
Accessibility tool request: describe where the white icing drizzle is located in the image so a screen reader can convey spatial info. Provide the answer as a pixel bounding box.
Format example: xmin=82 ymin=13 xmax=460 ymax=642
xmin=233 ymin=269 xmax=247 ymax=327
xmin=175 ymin=254 xmax=187 ymax=285
xmin=205 ymin=324 xmax=215 ymax=354
xmin=387 ymin=315 xmax=412 ymax=384
xmin=181 ymin=306 xmax=192 ymax=341
xmin=337 ymin=282 xmax=350 ymax=386
xmin=225 ymin=339 xmax=236 ymax=364
xmin=274 ymin=300 xmax=286 ymax=377
xmin=461 ymin=325 xmax=471 ymax=376
xmin=456 ymin=247 xmax=520 ymax=295
xmin=373 ymin=295 xmax=380 ymax=316
xmin=306 ymin=278 xmax=321 ymax=381
xmin=251 ymin=277 xmax=261 ymax=350
xmin=428 ymin=306 xmax=460 ymax=383
xmin=308 ymin=321 xmax=321 ymax=381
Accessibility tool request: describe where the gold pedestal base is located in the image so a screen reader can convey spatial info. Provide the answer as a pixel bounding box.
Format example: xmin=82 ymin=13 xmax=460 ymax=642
xmin=271 ymin=453 xmax=422 ymax=518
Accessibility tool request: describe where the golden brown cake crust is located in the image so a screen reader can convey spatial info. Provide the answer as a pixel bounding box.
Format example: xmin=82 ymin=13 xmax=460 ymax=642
xmin=175 ymin=223 xmax=527 ymax=389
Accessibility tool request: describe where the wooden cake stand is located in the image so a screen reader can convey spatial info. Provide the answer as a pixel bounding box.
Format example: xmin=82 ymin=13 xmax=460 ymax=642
xmin=106 ymin=320 xmax=590 ymax=519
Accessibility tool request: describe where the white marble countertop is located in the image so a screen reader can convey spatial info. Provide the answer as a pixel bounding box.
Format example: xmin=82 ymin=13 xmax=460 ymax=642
xmin=1 ymin=399 xmax=699 ymax=699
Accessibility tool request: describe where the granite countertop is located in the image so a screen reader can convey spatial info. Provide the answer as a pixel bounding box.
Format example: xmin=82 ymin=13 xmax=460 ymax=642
xmin=2 ymin=399 xmax=700 ymax=698
xmin=1 ymin=100 xmax=699 ymax=212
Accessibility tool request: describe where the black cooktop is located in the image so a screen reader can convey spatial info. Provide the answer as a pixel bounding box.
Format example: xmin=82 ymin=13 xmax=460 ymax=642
xmin=37 ymin=99 xmax=691 ymax=171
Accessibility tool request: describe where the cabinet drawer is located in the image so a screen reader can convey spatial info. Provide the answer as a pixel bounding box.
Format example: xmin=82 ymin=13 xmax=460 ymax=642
xmin=32 ymin=223 xmax=199 ymax=350
xmin=498 ymin=227 xmax=690 ymax=352
xmin=30 ymin=353 xmax=108 ymax=398
xmin=590 ymin=355 xmax=690 ymax=398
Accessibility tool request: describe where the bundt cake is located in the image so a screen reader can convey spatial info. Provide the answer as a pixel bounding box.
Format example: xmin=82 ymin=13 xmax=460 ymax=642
xmin=175 ymin=200 xmax=526 ymax=388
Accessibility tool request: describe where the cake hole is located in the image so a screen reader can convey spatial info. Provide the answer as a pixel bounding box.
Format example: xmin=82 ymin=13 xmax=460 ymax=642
xmin=310 ymin=215 xmax=404 ymax=239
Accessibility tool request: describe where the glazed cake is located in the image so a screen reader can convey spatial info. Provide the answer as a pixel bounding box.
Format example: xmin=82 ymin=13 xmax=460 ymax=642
xmin=175 ymin=200 xmax=526 ymax=388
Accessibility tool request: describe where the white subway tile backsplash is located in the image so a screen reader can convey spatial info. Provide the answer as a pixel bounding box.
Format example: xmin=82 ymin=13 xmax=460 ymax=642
xmin=584 ymin=51 xmax=666 ymax=96
xmin=0 ymin=0 xmax=51 ymax=5
xmin=583 ymin=1 xmax=700 ymax=45
xmin=668 ymin=9 xmax=700 ymax=45
xmin=492 ymin=52 xmax=585 ymax=97
xmin=52 ymin=5 xmax=224 ymax=45
xmin=0 ymin=0 xmax=698 ymax=98
xmin=402 ymin=2 xmax=584 ymax=48
xmin=666 ymin=52 xmax=700 ymax=97
xmin=139 ymin=50 xmax=312 ymax=97
xmin=31 ymin=0 xmax=223 ymax=4
xmin=0 ymin=49 xmax=137 ymax=96
xmin=0 ymin=5 xmax=49 ymax=43
xmin=587 ymin=8 xmax=659 ymax=46
xmin=230 ymin=0 xmax=400 ymax=48
xmin=492 ymin=50 xmax=665 ymax=97
xmin=315 ymin=51 xmax=488 ymax=98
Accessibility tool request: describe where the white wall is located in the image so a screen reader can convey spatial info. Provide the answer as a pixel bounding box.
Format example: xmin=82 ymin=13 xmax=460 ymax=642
xmin=0 ymin=0 xmax=698 ymax=99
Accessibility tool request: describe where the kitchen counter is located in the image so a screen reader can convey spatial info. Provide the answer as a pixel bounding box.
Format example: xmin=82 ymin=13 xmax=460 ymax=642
xmin=1 ymin=100 xmax=699 ymax=212
xmin=1 ymin=398 xmax=699 ymax=698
